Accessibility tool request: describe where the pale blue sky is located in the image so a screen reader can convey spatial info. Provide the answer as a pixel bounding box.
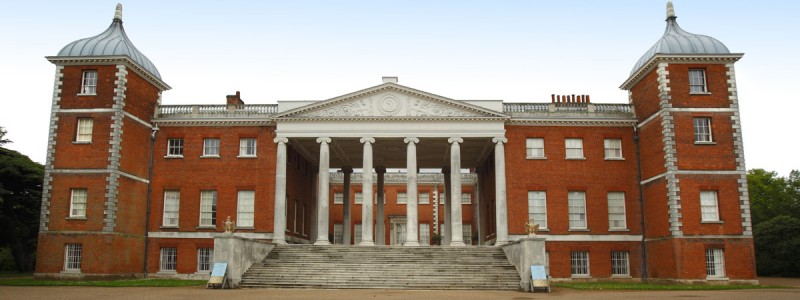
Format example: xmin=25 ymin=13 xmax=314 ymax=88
xmin=0 ymin=0 xmax=798 ymax=175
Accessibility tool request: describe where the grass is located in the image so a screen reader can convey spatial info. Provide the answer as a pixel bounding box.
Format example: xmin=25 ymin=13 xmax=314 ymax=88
xmin=0 ymin=277 xmax=207 ymax=287
xmin=553 ymin=282 xmax=785 ymax=291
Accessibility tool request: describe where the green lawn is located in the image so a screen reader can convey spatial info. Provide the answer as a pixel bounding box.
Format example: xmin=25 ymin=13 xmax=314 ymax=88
xmin=553 ymin=282 xmax=784 ymax=291
xmin=0 ymin=278 xmax=206 ymax=287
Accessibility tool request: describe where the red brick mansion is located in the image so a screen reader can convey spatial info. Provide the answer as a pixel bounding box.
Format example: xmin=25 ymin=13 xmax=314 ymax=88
xmin=35 ymin=2 xmax=756 ymax=284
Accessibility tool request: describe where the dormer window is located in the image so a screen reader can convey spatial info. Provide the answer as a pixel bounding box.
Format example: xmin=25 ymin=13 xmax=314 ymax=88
xmin=689 ymin=69 xmax=708 ymax=94
xmin=80 ymin=70 xmax=98 ymax=95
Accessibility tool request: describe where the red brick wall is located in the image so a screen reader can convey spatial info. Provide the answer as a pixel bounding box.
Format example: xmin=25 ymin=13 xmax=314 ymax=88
xmin=115 ymin=177 xmax=149 ymax=235
xmin=46 ymin=174 xmax=107 ymax=232
xmin=638 ymin=120 xmax=666 ymax=180
xmin=645 ymin=239 xmax=677 ymax=278
xmin=677 ymin=175 xmax=743 ymax=236
xmin=673 ymin=112 xmax=737 ymax=170
xmin=630 ymin=69 xmax=660 ymax=122
xmin=147 ymin=238 xmax=214 ymax=274
xmin=60 ymin=65 xmax=117 ymax=109
xmin=123 ymin=70 xmax=160 ymax=122
xmin=119 ymin=117 xmax=154 ymax=179
xmin=546 ymin=241 xmax=641 ymax=279
xmin=642 ymin=179 xmax=671 ymax=238
xmin=504 ymin=125 xmax=641 ymax=236
xmin=667 ymin=64 xmax=730 ymax=108
xmin=53 ymin=113 xmax=113 ymax=169
xmin=36 ymin=233 xmax=144 ymax=275
xmin=149 ymin=126 xmax=277 ymax=233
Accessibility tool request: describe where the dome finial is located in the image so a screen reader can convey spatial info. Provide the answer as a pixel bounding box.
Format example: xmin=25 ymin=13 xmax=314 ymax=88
xmin=114 ymin=3 xmax=123 ymax=21
xmin=666 ymin=1 xmax=676 ymax=19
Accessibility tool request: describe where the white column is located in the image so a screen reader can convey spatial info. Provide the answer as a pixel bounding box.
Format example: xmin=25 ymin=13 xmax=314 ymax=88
xmin=375 ymin=167 xmax=386 ymax=245
xmin=359 ymin=137 xmax=376 ymax=246
xmin=404 ymin=137 xmax=420 ymax=246
xmin=314 ymin=137 xmax=332 ymax=245
xmin=272 ymin=137 xmax=289 ymax=244
xmin=448 ymin=137 xmax=465 ymax=246
xmin=342 ymin=167 xmax=353 ymax=245
xmin=493 ymin=137 xmax=509 ymax=246
xmin=310 ymin=167 xmax=318 ymax=243
xmin=442 ymin=167 xmax=451 ymax=246
xmin=474 ymin=168 xmax=482 ymax=245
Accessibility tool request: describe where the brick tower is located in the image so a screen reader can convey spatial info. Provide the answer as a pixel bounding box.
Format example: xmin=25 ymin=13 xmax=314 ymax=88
xmin=621 ymin=2 xmax=756 ymax=283
xmin=35 ymin=4 xmax=170 ymax=278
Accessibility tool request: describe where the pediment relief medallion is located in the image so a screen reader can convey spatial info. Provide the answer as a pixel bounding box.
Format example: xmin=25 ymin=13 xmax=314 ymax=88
xmin=296 ymin=91 xmax=485 ymax=118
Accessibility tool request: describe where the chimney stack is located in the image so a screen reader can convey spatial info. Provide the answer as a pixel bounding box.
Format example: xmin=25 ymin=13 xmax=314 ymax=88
xmin=226 ymin=91 xmax=244 ymax=106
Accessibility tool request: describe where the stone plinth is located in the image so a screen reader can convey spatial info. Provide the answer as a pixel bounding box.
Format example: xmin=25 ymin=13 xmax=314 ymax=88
xmin=501 ymin=237 xmax=546 ymax=291
xmin=213 ymin=235 xmax=275 ymax=287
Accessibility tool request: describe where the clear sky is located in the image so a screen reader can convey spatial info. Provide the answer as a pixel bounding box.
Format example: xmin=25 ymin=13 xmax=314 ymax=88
xmin=0 ymin=0 xmax=798 ymax=176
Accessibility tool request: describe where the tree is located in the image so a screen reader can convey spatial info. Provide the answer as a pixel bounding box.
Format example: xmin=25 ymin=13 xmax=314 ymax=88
xmin=754 ymin=215 xmax=800 ymax=276
xmin=747 ymin=169 xmax=800 ymax=226
xmin=748 ymin=168 xmax=800 ymax=276
xmin=0 ymin=126 xmax=10 ymax=146
xmin=0 ymin=146 xmax=43 ymax=272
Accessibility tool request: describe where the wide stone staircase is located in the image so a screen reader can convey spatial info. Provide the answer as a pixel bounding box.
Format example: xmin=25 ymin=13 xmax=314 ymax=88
xmin=239 ymin=244 xmax=521 ymax=290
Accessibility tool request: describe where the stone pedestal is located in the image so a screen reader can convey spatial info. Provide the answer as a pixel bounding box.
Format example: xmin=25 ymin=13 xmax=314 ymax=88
xmin=213 ymin=234 xmax=275 ymax=287
xmin=501 ymin=237 xmax=547 ymax=291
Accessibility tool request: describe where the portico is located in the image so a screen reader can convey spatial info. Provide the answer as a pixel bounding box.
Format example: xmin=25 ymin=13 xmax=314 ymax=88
xmin=270 ymin=78 xmax=510 ymax=246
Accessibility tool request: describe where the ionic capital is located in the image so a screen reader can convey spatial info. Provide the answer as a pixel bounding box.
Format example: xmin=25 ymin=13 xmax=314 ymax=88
xmin=274 ymin=137 xmax=288 ymax=144
xmin=316 ymin=137 xmax=331 ymax=144
xmin=448 ymin=137 xmax=463 ymax=144
xmin=341 ymin=166 xmax=354 ymax=174
xmin=492 ymin=137 xmax=508 ymax=144
xmin=360 ymin=137 xmax=375 ymax=144
xmin=404 ymin=137 xmax=419 ymax=144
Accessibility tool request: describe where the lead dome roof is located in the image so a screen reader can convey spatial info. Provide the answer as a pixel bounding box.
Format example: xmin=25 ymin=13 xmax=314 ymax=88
xmin=630 ymin=2 xmax=730 ymax=75
xmin=56 ymin=4 xmax=161 ymax=79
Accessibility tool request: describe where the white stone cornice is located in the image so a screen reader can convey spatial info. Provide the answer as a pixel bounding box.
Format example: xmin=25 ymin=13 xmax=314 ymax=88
xmin=620 ymin=53 xmax=744 ymax=90
xmin=153 ymin=119 xmax=275 ymax=127
xmin=507 ymin=118 xmax=637 ymax=127
xmin=274 ymin=137 xmax=288 ymax=144
xmin=448 ymin=137 xmax=463 ymax=144
xmin=404 ymin=137 xmax=419 ymax=144
xmin=492 ymin=137 xmax=507 ymax=144
xmin=46 ymin=55 xmax=171 ymax=91
xmin=316 ymin=137 xmax=332 ymax=144
xmin=360 ymin=137 xmax=375 ymax=144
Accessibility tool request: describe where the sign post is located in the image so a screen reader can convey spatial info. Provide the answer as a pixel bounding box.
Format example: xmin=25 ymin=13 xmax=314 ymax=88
xmin=207 ymin=262 xmax=229 ymax=289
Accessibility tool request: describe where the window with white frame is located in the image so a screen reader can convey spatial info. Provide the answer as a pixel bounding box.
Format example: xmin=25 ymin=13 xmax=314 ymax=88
xmin=397 ymin=192 xmax=407 ymax=204
xmin=197 ymin=248 xmax=213 ymax=272
xmin=239 ymin=138 xmax=257 ymax=157
xmin=461 ymin=193 xmax=472 ymax=205
xmin=354 ymin=223 xmax=363 ymax=244
xmin=611 ymin=251 xmax=630 ymax=276
xmin=75 ymin=118 xmax=93 ymax=142
xmin=162 ymin=190 xmax=180 ymax=227
xmin=527 ymin=191 xmax=547 ymax=229
xmin=419 ymin=223 xmax=430 ymax=245
xmin=693 ymin=118 xmax=713 ymax=143
xmin=64 ymin=244 xmax=82 ymax=271
xmin=419 ymin=192 xmax=430 ymax=204
xmin=689 ymin=69 xmax=708 ymax=93
xmin=462 ymin=224 xmax=472 ymax=245
xmin=706 ymin=248 xmax=726 ymax=278
xmin=607 ymin=192 xmax=627 ymax=230
xmin=293 ymin=199 xmax=299 ymax=233
xmin=202 ymin=138 xmax=220 ymax=157
xmin=199 ymin=190 xmax=216 ymax=227
xmin=70 ymin=188 xmax=87 ymax=218
xmin=80 ymin=70 xmax=97 ymax=94
xmin=604 ymin=139 xmax=622 ymax=159
xmin=237 ymin=190 xmax=255 ymax=227
xmin=167 ymin=139 xmax=184 ymax=157
xmin=526 ymin=138 xmax=545 ymax=158
xmin=355 ymin=192 xmax=363 ymax=204
xmin=302 ymin=203 xmax=307 ymax=236
xmin=334 ymin=192 xmax=344 ymax=204
xmin=571 ymin=251 xmax=590 ymax=276
xmin=333 ymin=223 xmax=343 ymax=244
xmin=568 ymin=191 xmax=587 ymax=229
xmin=700 ymin=191 xmax=720 ymax=222
xmin=160 ymin=248 xmax=177 ymax=272
xmin=565 ymin=138 xmax=584 ymax=159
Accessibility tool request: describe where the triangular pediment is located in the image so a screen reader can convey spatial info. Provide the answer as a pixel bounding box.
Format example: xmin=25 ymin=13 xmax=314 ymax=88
xmin=274 ymin=83 xmax=507 ymax=119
